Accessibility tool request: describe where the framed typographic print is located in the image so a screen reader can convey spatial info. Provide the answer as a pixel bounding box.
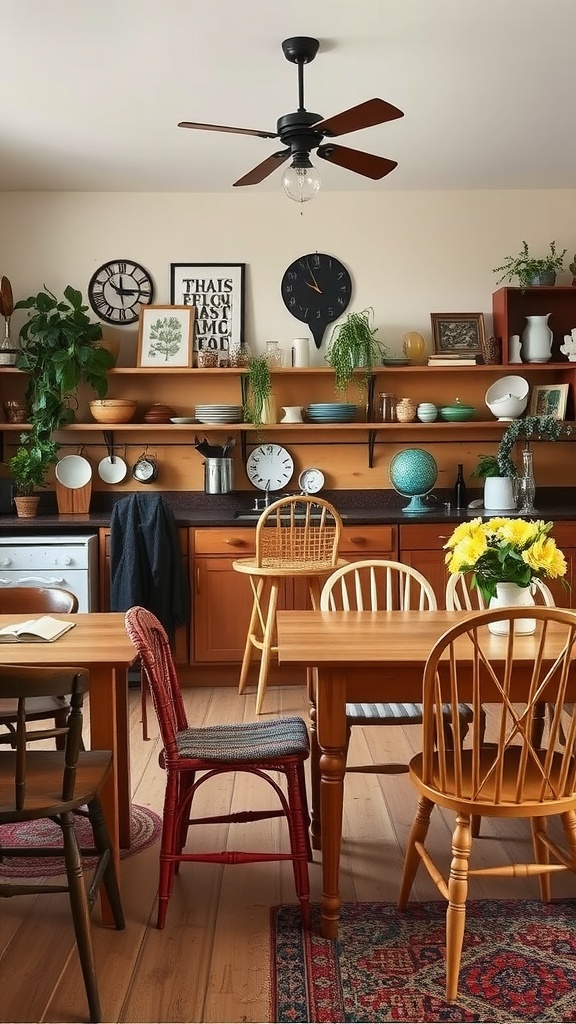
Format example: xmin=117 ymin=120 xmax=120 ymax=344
xmin=170 ymin=263 xmax=245 ymax=366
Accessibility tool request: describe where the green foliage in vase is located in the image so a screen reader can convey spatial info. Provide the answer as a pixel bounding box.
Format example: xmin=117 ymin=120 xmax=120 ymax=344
xmin=471 ymin=454 xmax=503 ymax=480
xmin=243 ymin=354 xmax=272 ymax=428
xmin=325 ymin=307 xmax=386 ymax=399
xmin=493 ymin=240 xmax=566 ymax=288
xmin=496 ymin=415 xmax=571 ymax=478
xmin=8 ymin=432 xmax=59 ymax=496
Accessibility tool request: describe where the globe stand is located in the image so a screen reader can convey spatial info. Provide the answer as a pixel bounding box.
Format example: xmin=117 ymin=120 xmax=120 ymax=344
xmin=402 ymin=494 xmax=431 ymax=513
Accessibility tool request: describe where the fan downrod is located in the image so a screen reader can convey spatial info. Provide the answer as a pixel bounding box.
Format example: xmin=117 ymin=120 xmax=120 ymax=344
xmin=281 ymin=37 xmax=319 ymax=65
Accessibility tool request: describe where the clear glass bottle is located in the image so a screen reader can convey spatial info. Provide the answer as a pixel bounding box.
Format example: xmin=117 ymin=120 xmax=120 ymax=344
xmin=517 ymin=448 xmax=536 ymax=513
xmin=454 ymin=464 xmax=467 ymax=510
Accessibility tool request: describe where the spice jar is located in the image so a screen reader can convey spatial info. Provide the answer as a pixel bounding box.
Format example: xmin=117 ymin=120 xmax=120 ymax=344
xmin=196 ymin=348 xmax=219 ymax=368
xmin=378 ymin=393 xmax=396 ymax=422
xmin=395 ymin=397 xmax=417 ymax=423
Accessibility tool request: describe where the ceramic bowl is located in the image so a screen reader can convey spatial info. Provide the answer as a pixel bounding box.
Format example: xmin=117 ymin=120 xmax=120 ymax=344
xmin=89 ymin=399 xmax=137 ymax=423
xmin=55 ymin=454 xmax=93 ymax=489
xmin=439 ymin=401 xmax=475 ymax=422
xmin=485 ymin=375 xmax=529 ymax=420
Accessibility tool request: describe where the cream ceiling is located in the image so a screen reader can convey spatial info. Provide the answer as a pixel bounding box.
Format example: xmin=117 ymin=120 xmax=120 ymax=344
xmin=2 ymin=0 xmax=575 ymax=193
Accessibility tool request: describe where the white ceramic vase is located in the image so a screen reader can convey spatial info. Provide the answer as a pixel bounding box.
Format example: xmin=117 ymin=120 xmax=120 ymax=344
xmin=281 ymin=405 xmax=303 ymax=423
xmin=483 ymin=476 xmax=516 ymax=511
xmin=488 ymin=582 xmax=536 ymax=635
xmin=521 ymin=314 xmax=553 ymax=363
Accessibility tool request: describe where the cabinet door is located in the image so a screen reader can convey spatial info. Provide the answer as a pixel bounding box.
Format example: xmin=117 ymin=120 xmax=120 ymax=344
xmin=291 ymin=525 xmax=398 ymax=609
xmin=99 ymin=527 xmax=189 ymax=663
xmin=540 ymin=523 xmax=576 ymax=608
xmin=399 ymin=523 xmax=452 ymax=607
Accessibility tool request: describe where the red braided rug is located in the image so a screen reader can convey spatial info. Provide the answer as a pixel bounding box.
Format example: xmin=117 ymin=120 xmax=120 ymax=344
xmin=0 ymin=804 xmax=161 ymax=878
xmin=271 ymin=899 xmax=576 ymax=1022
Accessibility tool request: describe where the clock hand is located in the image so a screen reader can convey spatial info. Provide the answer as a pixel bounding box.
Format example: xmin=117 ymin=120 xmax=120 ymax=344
xmin=305 ymin=280 xmax=322 ymax=294
xmin=306 ymin=260 xmax=322 ymax=293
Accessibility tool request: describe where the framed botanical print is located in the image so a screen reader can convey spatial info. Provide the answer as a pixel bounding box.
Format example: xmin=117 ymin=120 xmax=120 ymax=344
xmin=136 ymin=305 xmax=195 ymax=367
xmin=170 ymin=263 xmax=245 ymax=366
xmin=529 ymin=383 xmax=569 ymax=420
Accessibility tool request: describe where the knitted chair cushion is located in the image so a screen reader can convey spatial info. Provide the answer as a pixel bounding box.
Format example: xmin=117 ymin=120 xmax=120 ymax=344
xmin=176 ymin=715 xmax=309 ymax=762
xmin=345 ymin=702 xmax=474 ymax=723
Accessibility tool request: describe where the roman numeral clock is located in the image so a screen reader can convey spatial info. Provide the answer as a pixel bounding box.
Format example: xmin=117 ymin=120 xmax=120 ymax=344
xmin=88 ymin=259 xmax=155 ymax=325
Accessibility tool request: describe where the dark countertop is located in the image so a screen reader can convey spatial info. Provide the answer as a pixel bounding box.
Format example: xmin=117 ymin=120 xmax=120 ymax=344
xmin=1 ymin=488 xmax=575 ymax=534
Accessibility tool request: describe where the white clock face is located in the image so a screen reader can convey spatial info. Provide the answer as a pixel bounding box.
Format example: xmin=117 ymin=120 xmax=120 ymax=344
xmin=246 ymin=444 xmax=294 ymax=491
xmin=298 ymin=468 xmax=325 ymax=494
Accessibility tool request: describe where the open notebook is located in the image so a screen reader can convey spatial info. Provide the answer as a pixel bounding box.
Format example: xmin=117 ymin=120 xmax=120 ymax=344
xmin=0 ymin=616 xmax=75 ymax=643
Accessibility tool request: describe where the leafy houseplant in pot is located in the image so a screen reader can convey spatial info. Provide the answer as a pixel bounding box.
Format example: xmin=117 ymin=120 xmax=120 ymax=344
xmin=9 ymin=431 xmax=59 ymax=517
xmin=325 ymin=307 xmax=386 ymax=402
xmin=493 ymin=240 xmax=566 ymax=289
xmin=471 ymin=453 xmax=515 ymax=511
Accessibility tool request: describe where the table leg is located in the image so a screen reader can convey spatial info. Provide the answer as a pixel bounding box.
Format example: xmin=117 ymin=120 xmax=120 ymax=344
xmin=307 ymin=670 xmax=322 ymax=851
xmin=316 ymin=665 xmax=347 ymax=939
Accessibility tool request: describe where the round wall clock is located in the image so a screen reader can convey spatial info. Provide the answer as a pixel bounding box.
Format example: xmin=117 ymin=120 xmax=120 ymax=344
xmin=88 ymin=259 xmax=154 ymax=325
xmin=298 ymin=467 xmax=325 ymax=495
xmin=246 ymin=443 xmax=294 ymax=492
xmin=281 ymin=252 xmax=352 ymax=350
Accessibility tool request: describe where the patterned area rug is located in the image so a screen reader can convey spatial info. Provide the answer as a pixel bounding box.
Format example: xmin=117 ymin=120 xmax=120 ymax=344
xmin=271 ymin=899 xmax=576 ymax=1022
xmin=0 ymin=804 xmax=162 ymax=878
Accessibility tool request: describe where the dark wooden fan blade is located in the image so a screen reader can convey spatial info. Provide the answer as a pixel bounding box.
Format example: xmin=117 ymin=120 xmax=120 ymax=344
xmin=315 ymin=98 xmax=404 ymax=138
xmin=317 ymin=144 xmax=397 ymax=180
xmin=178 ymin=121 xmax=278 ymax=140
xmin=233 ymin=150 xmax=291 ymax=187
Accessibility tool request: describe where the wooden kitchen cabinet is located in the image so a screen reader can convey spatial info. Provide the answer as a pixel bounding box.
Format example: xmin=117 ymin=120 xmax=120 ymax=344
xmin=399 ymin=522 xmax=453 ymax=607
xmin=98 ymin=527 xmax=190 ymax=663
xmin=540 ymin=522 xmax=576 ymax=608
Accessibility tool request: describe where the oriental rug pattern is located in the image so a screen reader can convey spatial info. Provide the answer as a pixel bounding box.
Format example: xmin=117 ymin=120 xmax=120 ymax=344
xmin=271 ymin=899 xmax=576 ymax=1022
xmin=0 ymin=803 xmax=161 ymax=878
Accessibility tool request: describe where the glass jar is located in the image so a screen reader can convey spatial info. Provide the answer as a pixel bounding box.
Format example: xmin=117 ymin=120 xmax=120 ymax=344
xmin=196 ymin=347 xmax=219 ymax=368
xmin=265 ymin=340 xmax=283 ymax=368
xmin=378 ymin=393 xmax=396 ymax=422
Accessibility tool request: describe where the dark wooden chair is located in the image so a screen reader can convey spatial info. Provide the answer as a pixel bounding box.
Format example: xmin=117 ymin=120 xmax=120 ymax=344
xmin=398 ymin=605 xmax=576 ymax=1003
xmin=125 ymin=604 xmax=312 ymax=930
xmin=0 ymin=664 xmax=125 ymax=1023
xmin=0 ymin=587 xmax=78 ymax=745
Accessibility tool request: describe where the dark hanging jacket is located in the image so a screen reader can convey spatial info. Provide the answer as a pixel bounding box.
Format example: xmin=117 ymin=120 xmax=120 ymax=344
xmin=110 ymin=493 xmax=189 ymax=642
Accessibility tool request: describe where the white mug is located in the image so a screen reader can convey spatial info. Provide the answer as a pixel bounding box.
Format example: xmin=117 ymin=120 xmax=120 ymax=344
xmin=281 ymin=405 xmax=303 ymax=423
xmin=291 ymin=337 xmax=310 ymax=367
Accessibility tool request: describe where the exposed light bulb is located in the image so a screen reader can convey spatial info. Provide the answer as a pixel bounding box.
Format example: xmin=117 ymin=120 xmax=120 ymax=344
xmin=282 ymin=163 xmax=321 ymax=203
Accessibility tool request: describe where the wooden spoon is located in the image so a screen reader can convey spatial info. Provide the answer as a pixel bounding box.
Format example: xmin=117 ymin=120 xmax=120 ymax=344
xmin=0 ymin=277 xmax=13 ymax=318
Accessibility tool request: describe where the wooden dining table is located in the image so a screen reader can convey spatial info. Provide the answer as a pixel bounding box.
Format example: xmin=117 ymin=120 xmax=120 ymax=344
xmin=276 ymin=608 xmax=576 ymax=939
xmin=0 ymin=612 xmax=136 ymax=922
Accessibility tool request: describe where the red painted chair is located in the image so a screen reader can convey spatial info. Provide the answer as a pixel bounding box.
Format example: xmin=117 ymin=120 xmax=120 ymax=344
xmin=125 ymin=605 xmax=312 ymax=929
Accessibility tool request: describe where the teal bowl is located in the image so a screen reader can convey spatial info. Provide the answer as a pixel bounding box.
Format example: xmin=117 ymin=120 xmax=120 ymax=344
xmin=439 ymin=403 xmax=475 ymax=422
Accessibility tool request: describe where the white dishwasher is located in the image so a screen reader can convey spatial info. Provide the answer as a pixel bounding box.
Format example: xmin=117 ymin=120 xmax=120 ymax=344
xmin=0 ymin=534 xmax=99 ymax=611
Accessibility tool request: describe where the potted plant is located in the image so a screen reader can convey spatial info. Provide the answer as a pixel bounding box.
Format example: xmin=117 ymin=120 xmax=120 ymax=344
xmin=9 ymin=431 xmax=59 ymax=517
xmin=493 ymin=240 xmax=566 ymax=289
xmin=325 ymin=307 xmax=387 ymax=399
xmin=14 ymin=285 xmax=114 ymax=433
xmin=471 ymin=453 xmax=515 ymax=510
xmin=242 ymin=354 xmax=273 ymax=428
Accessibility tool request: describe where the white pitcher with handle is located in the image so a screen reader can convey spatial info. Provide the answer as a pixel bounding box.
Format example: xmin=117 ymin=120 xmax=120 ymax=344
xmin=291 ymin=337 xmax=310 ymax=367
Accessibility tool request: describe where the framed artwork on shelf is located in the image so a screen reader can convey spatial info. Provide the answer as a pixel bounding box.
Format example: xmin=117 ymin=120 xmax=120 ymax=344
xmin=136 ymin=305 xmax=195 ymax=368
xmin=170 ymin=262 xmax=245 ymax=366
xmin=528 ymin=383 xmax=569 ymax=420
xmin=430 ymin=312 xmax=486 ymax=355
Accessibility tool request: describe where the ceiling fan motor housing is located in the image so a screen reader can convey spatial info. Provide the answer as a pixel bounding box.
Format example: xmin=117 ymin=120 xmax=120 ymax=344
xmin=277 ymin=111 xmax=324 ymax=159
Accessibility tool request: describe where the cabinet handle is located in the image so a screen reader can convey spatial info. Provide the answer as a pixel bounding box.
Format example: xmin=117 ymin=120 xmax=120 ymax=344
xmin=225 ymin=539 xmax=247 ymax=547
xmin=348 ymin=536 xmax=367 ymax=545
xmin=196 ymin=567 xmax=201 ymax=594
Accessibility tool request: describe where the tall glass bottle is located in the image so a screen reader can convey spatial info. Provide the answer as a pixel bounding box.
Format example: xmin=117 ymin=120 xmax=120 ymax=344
xmin=454 ymin=464 xmax=467 ymax=510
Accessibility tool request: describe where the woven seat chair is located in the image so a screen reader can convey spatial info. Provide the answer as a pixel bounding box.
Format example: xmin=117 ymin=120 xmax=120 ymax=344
xmin=398 ymin=605 xmax=576 ymax=1003
xmin=233 ymin=494 xmax=346 ymax=714
xmin=0 ymin=587 xmax=78 ymax=747
xmin=0 ymin=664 xmax=125 ymax=1023
xmin=125 ymin=605 xmax=312 ymax=930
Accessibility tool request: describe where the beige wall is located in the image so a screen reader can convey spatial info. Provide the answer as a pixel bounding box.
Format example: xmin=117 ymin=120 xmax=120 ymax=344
xmin=2 ymin=188 xmax=576 ymax=364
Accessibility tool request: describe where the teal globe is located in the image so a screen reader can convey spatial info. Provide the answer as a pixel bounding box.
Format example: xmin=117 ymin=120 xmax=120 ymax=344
xmin=389 ymin=448 xmax=438 ymax=513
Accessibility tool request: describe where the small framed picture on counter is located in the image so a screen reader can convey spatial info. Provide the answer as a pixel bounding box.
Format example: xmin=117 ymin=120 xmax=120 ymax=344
xmin=170 ymin=263 xmax=245 ymax=366
xmin=137 ymin=305 xmax=195 ymax=367
xmin=529 ymin=383 xmax=569 ymax=420
xmin=430 ymin=312 xmax=486 ymax=355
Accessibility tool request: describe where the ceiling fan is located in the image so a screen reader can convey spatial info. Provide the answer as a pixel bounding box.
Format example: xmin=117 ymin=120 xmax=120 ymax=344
xmin=178 ymin=36 xmax=404 ymax=202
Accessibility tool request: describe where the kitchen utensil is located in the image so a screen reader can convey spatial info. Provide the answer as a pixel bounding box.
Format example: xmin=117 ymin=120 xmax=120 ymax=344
xmin=54 ymin=455 xmax=93 ymax=514
xmin=89 ymin=399 xmax=137 ymax=423
xmin=98 ymin=455 xmax=128 ymax=484
xmin=204 ymin=457 xmax=234 ymax=494
xmin=143 ymin=403 xmax=175 ymax=423
xmin=439 ymin=400 xmax=476 ymax=422
xmin=132 ymin=453 xmax=158 ymax=483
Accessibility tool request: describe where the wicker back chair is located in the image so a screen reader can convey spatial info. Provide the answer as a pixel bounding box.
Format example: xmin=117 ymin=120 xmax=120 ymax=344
xmin=233 ymin=495 xmax=345 ymax=713
xmin=125 ymin=605 xmax=312 ymax=930
xmin=398 ymin=605 xmax=576 ymax=1003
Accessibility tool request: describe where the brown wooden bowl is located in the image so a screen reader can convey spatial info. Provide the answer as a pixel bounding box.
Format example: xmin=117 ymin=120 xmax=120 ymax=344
xmin=89 ymin=399 xmax=137 ymax=423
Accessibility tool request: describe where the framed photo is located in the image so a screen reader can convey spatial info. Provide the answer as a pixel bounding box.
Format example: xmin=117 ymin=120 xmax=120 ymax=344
xmin=137 ymin=305 xmax=195 ymax=368
xmin=529 ymin=383 xmax=569 ymax=420
xmin=170 ymin=263 xmax=245 ymax=366
xmin=430 ymin=312 xmax=486 ymax=355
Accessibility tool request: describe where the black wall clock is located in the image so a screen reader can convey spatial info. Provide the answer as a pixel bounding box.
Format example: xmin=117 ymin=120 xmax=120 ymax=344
xmin=281 ymin=253 xmax=352 ymax=349
xmin=88 ymin=259 xmax=154 ymax=325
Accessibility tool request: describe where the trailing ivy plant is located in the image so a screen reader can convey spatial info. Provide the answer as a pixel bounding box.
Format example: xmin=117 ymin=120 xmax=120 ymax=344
xmin=496 ymin=415 xmax=571 ymax=478
xmin=242 ymin=354 xmax=272 ymax=428
xmin=325 ymin=307 xmax=386 ymax=399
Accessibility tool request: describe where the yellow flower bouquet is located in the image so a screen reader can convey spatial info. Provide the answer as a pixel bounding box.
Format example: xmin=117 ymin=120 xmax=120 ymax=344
xmin=444 ymin=517 xmax=567 ymax=602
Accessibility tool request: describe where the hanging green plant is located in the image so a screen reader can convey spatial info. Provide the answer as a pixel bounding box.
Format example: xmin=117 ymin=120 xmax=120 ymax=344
xmin=325 ymin=307 xmax=386 ymax=399
xmin=497 ymin=415 xmax=571 ymax=477
xmin=242 ymin=354 xmax=272 ymax=428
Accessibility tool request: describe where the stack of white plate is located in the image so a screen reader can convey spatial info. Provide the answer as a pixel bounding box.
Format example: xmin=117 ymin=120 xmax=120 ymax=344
xmin=195 ymin=404 xmax=243 ymax=424
xmin=306 ymin=403 xmax=357 ymax=423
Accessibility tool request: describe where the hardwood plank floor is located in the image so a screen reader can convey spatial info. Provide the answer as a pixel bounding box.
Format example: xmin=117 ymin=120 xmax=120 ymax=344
xmin=1 ymin=683 xmax=575 ymax=1023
